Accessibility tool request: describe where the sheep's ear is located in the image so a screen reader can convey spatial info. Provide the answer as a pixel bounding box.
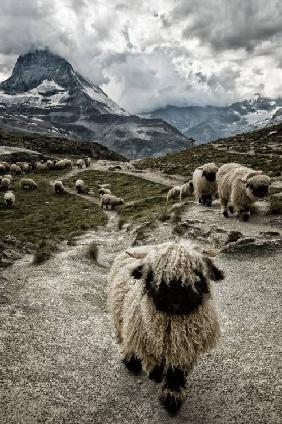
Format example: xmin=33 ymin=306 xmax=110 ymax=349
xmin=198 ymin=166 xmax=204 ymax=170
xmin=205 ymin=257 xmax=224 ymax=281
xmin=246 ymin=170 xmax=263 ymax=179
xmin=126 ymin=250 xmax=148 ymax=259
xmin=131 ymin=265 xmax=144 ymax=280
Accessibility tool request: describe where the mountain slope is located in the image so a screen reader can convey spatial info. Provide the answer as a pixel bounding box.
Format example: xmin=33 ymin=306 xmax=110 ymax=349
xmin=144 ymin=96 xmax=282 ymax=144
xmin=0 ymin=50 xmax=190 ymax=159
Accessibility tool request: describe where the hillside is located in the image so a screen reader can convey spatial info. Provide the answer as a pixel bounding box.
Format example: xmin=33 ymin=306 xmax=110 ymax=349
xmin=135 ymin=123 xmax=282 ymax=177
xmin=0 ymin=127 xmax=126 ymax=162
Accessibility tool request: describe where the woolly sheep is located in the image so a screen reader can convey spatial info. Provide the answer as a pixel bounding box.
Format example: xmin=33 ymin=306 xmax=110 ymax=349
xmin=36 ymin=163 xmax=49 ymax=173
xmin=53 ymin=180 xmax=65 ymax=194
xmin=10 ymin=164 xmax=21 ymax=174
xmin=166 ymin=186 xmax=181 ymax=203
xmin=0 ymin=177 xmax=12 ymax=191
xmin=20 ymin=178 xmax=38 ymax=190
xmin=1 ymin=162 xmax=9 ymax=171
xmin=101 ymin=193 xmax=124 ymax=210
xmin=4 ymin=191 xmax=15 ymax=208
xmin=108 ymin=241 xmax=224 ymax=415
xmin=217 ymin=162 xmax=271 ymax=221
xmin=75 ymin=179 xmax=85 ymax=194
xmin=84 ymin=157 xmax=91 ymax=168
xmin=192 ymin=163 xmax=218 ymax=206
xmin=98 ymin=188 xmax=111 ymax=195
xmin=76 ymin=159 xmax=84 ymax=169
xmin=180 ymin=180 xmax=194 ymax=201
xmin=64 ymin=159 xmax=73 ymax=169
xmin=22 ymin=163 xmax=30 ymax=173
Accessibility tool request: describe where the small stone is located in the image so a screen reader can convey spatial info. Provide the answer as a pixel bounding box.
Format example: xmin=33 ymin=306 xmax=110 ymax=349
xmin=270 ymin=192 xmax=282 ymax=214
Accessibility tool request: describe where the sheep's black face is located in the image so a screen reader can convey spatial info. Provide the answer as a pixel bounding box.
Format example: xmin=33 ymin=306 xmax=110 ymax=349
xmin=249 ymin=184 xmax=269 ymax=198
xmin=203 ymin=171 xmax=216 ymax=182
xmin=133 ymin=268 xmax=209 ymax=315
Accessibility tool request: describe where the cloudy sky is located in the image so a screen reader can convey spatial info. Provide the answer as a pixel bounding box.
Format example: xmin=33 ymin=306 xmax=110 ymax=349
xmin=0 ymin=0 xmax=282 ymax=113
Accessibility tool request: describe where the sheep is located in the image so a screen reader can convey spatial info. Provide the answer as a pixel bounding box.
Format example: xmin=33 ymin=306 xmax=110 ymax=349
xmin=10 ymin=164 xmax=19 ymax=174
xmin=76 ymin=159 xmax=84 ymax=169
xmin=0 ymin=164 xmax=5 ymax=174
xmin=64 ymin=159 xmax=73 ymax=169
xmin=166 ymin=186 xmax=181 ymax=203
xmin=20 ymin=178 xmax=38 ymax=190
xmin=180 ymin=180 xmax=194 ymax=201
xmin=98 ymin=188 xmax=111 ymax=195
xmin=4 ymin=174 xmax=13 ymax=182
xmin=53 ymin=180 xmax=65 ymax=194
xmin=1 ymin=162 xmax=9 ymax=172
xmin=84 ymin=157 xmax=91 ymax=168
xmin=107 ymin=241 xmax=224 ymax=416
xmin=101 ymin=193 xmax=124 ymax=210
xmin=75 ymin=179 xmax=86 ymax=194
xmin=0 ymin=177 xmax=12 ymax=191
xmin=4 ymin=191 xmax=15 ymax=208
xmin=192 ymin=163 xmax=218 ymax=206
xmin=36 ymin=163 xmax=49 ymax=173
xmin=217 ymin=162 xmax=271 ymax=221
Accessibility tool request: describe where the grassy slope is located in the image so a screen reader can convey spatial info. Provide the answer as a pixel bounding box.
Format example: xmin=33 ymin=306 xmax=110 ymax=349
xmin=0 ymin=170 xmax=107 ymax=245
xmin=135 ymin=123 xmax=282 ymax=177
xmin=65 ymin=170 xmax=170 ymax=223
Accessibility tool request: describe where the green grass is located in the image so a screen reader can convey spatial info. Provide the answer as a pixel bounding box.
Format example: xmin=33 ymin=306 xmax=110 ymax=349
xmin=65 ymin=170 xmax=172 ymax=224
xmin=0 ymin=170 xmax=107 ymax=245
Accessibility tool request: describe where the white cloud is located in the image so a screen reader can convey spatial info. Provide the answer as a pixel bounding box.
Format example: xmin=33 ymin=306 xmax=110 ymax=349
xmin=0 ymin=0 xmax=282 ymax=113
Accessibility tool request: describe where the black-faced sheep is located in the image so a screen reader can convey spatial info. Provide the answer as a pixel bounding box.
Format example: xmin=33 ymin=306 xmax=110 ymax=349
xmin=10 ymin=164 xmax=22 ymax=175
xmin=101 ymin=194 xmax=124 ymax=210
xmin=76 ymin=159 xmax=84 ymax=169
xmin=180 ymin=180 xmax=194 ymax=201
xmin=36 ymin=163 xmax=49 ymax=173
xmin=4 ymin=191 xmax=15 ymax=208
xmin=20 ymin=178 xmax=38 ymax=190
xmin=166 ymin=186 xmax=181 ymax=203
xmin=0 ymin=177 xmax=12 ymax=191
xmin=217 ymin=162 xmax=271 ymax=221
xmin=53 ymin=180 xmax=65 ymax=194
xmin=192 ymin=163 xmax=218 ymax=206
xmin=75 ymin=179 xmax=88 ymax=194
xmin=98 ymin=188 xmax=111 ymax=195
xmin=64 ymin=159 xmax=73 ymax=169
xmin=108 ymin=241 xmax=224 ymax=416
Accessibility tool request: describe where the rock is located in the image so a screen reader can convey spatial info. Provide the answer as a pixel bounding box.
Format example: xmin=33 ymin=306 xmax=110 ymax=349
xmin=270 ymin=192 xmax=282 ymax=214
xmin=4 ymin=235 xmax=18 ymax=245
xmin=227 ymin=231 xmax=242 ymax=243
xmin=269 ymin=181 xmax=282 ymax=195
xmin=259 ymin=231 xmax=280 ymax=238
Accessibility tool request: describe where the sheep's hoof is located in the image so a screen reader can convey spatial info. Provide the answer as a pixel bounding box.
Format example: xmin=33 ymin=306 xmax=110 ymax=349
xmin=223 ymin=210 xmax=229 ymax=218
xmin=160 ymin=393 xmax=182 ymax=416
xmin=228 ymin=206 xmax=234 ymax=214
xmin=242 ymin=214 xmax=250 ymax=222
xmin=123 ymin=355 xmax=142 ymax=374
xmin=149 ymin=365 xmax=164 ymax=383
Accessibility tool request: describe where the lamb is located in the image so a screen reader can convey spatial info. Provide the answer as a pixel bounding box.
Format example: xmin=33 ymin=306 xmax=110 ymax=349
xmin=166 ymin=186 xmax=181 ymax=203
xmin=192 ymin=163 xmax=218 ymax=206
xmin=0 ymin=177 xmax=12 ymax=191
xmin=101 ymin=193 xmax=124 ymax=210
xmin=108 ymin=241 xmax=224 ymax=416
xmin=53 ymin=180 xmax=65 ymax=194
xmin=180 ymin=180 xmax=194 ymax=201
xmin=76 ymin=159 xmax=84 ymax=169
xmin=20 ymin=178 xmax=38 ymax=190
xmin=84 ymin=157 xmax=91 ymax=168
xmin=75 ymin=179 xmax=87 ymax=194
xmin=98 ymin=188 xmax=111 ymax=195
xmin=4 ymin=191 xmax=15 ymax=208
xmin=217 ymin=162 xmax=271 ymax=221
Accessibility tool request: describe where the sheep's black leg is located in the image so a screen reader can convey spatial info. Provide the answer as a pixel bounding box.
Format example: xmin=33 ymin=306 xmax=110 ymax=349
xmin=149 ymin=364 xmax=164 ymax=383
xmin=160 ymin=367 xmax=186 ymax=416
xmin=240 ymin=208 xmax=250 ymax=222
xmin=205 ymin=195 xmax=212 ymax=207
xmin=123 ymin=354 xmax=142 ymax=375
xmin=228 ymin=205 xmax=234 ymax=214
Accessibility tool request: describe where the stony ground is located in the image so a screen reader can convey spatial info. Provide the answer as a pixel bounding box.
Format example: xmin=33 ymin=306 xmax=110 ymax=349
xmin=0 ymin=162 xmax=281 ymax=424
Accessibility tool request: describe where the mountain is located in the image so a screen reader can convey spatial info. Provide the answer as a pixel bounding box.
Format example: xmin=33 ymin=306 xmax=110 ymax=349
xmin=0 ymin=49 xmax=190 ymax=159
xmin=144 ymin=95 xmax=282 ymax=144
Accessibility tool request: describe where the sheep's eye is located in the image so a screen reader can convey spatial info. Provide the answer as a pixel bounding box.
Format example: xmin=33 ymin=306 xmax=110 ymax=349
xmin=131 ymin=265 xmax=144 ymax=280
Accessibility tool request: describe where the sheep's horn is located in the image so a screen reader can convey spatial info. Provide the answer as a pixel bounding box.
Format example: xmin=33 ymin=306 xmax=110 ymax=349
xmin=125 ymin=250 xmax=148 ymax=259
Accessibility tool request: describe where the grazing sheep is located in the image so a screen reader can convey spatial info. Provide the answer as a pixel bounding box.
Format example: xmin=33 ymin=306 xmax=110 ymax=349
xmin=101 ymin=193 xmax=124 ymax=210
xmin=166 ymin=186 xmax=181 ymax=203
xmin=4 ymin=191 xmax=15 ymax=208
xmin=76 ymin=159 xmax=84 ymax=169
xmin=4 ymin=174 xmax=13 ymax=182
xmin=36 ymin=163 xmax=49 ymax=173
xmin=193 ymin=163 xmax=218 ymax=206
xmin=0 ymin=164 xmax=5 ymax=174
xmin=85 ymin=157 xmax=91 ymax=168
xmin=1 ymin=162 xmax=10 ymax=172
xmin=0 ymin=177 xmax=12 ymax=191
xmin=55 ymin=159 xmax=65 ymax=170
xmin=10 ymin=164 xmax=18 ymax=174
xmin=64 ymin=159 xmax=73 ymax=169
xmin=46 ymin=160 xmax=54 ymax=169
xmin=108 ymin=241 xmax=224 ymax=415
xmin=217 ymin=162 xmax=271 ymax=221
xmin=180 ymin=180 xmax=194 ymax=201
xmin=75 ymin=179 xmax=85 ymax=194
xmin=22 ymin=163 xmax=30 ymax=173
xmin=20 ymin=178 xmax=38 ymax=190
xmin=98 ymin=188 xmax=111 ymax=195
xmin=53 ymin=180 xmax=65 ymax=194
